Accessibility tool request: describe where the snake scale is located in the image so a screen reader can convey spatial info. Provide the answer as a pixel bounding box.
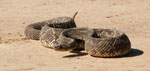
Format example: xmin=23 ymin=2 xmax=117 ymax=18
xmin=24 ymin=13 xmax=131 ymax=57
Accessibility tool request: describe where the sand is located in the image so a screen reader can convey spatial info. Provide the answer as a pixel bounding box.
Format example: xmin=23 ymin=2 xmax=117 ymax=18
xmin=0 ymin=0 xmax=150 ymax=71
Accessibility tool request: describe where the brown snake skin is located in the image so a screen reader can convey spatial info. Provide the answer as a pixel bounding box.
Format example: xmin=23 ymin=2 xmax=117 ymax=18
xmin=85 ymin=29 xmax=131 ymax=57
xmin=24 ymin=16 xmax=76 ymax=40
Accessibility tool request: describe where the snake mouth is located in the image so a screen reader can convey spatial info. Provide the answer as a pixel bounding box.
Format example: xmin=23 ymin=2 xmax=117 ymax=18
xmin=54 ymin=48 xmax=74 ymax=51
xmin=54 ymin=49 xmax=71 ymax=51
xmin=54 ymin=45 xmax=75 ymax=51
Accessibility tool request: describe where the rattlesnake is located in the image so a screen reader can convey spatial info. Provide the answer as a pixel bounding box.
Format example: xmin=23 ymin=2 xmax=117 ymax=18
xmin=24 ymin=12 xmax=131 ymax=57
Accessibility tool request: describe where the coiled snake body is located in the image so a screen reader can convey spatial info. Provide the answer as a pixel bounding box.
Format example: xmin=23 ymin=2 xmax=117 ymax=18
xmin=24 ymin=16 xmax=131 ymax=57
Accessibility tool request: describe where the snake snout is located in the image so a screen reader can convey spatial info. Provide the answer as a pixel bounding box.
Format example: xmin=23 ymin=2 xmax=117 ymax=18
xmin=55 ymin=45 xmax=63 ymax=49
xmin=54 ymin=44 xmax=75 ymax=51
xmin=54 ymin=45 xmax=67 ymax=51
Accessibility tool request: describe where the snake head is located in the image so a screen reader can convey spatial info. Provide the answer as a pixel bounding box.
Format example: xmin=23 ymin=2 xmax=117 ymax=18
xmin=53 ymin=42 xmax=77 ymax=51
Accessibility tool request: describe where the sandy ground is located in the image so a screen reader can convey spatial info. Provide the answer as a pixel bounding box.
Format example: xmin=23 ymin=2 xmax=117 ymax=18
xmin=0 ymin=0 xmax=150 ymax=71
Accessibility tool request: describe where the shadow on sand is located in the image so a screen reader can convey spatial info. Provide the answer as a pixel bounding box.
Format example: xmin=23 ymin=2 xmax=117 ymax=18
xmin=123 ymin=48 xmax=144 ymax=57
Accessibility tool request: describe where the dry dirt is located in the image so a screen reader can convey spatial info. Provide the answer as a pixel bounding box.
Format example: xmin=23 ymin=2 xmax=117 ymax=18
xmin=0 ymin=0 xmax=150 ymax=71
